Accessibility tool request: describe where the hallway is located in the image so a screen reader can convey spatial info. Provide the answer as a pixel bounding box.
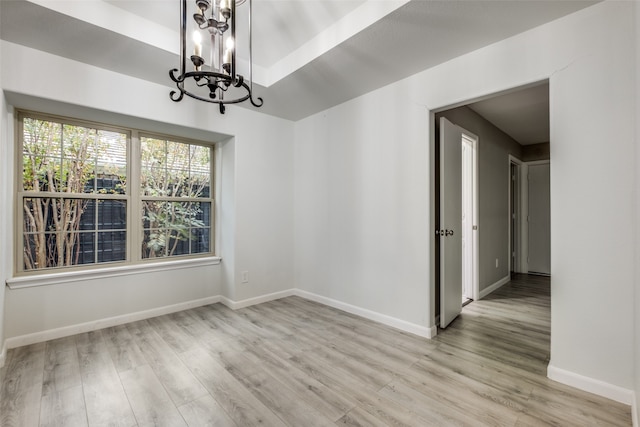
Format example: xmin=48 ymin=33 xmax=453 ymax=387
xmin=436 ymin=274 xmax=630 ymax=425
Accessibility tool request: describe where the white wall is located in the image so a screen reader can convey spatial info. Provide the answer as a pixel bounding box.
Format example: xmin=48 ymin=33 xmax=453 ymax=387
xmin=294 ymin=87 xmax=432 ymax=330
xmin=233 ymin=111 xmax=294 ymax=302
xmin=544 ymin=4 xmax=634 ymax=395
xmin=294 ymin=0 xmax=635 ymax=398
xmin=0 ymin=41 xmax=294 ymax=344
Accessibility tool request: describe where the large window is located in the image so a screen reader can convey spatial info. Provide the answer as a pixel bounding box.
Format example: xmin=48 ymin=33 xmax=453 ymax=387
xmin=17 ymin=112 xmax=214 ymax=274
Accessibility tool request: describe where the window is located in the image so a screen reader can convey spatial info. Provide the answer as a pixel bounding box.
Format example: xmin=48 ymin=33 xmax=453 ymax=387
xmin=17 ymin=111 xmax=215 ymax=274
xmin=140 ymin=136 xmax=212 ymax=259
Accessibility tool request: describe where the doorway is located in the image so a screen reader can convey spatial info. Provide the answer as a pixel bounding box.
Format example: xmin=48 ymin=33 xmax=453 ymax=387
xmin=509 ymin=156 xmax=526 ymax=275
xmin=432 ymin=80 xmax=550 ymax=333
xmin=508 ymin=157 xmax=551 ymax=278
xmin=510 ymin=161 xmax=520 ymax=274
xmin=527 ymin=161 xmax=551 ymax=275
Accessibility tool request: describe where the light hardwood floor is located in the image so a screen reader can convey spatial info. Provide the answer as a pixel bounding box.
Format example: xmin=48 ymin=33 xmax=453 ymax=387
xmin=0 ymin=274 xmax=632 ymax=426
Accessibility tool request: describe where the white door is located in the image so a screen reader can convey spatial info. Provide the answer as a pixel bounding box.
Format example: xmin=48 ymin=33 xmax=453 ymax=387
xmin=528 ymin=163 xmax=551 ymax=275
xmin=439 ymin=117 xmax=463 ymax=328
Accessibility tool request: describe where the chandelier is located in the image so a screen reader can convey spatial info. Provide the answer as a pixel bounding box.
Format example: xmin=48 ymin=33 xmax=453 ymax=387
xmin=169 ymin=0 xmax=263 ymax=114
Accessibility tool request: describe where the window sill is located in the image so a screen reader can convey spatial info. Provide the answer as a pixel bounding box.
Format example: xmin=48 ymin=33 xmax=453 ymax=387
xmin=6 ymin=257 xmax=222 ymax=289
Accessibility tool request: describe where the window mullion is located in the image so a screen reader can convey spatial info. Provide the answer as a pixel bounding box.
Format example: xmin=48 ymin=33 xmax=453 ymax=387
xmin=94 ymin=199 xmax=99 ymax=265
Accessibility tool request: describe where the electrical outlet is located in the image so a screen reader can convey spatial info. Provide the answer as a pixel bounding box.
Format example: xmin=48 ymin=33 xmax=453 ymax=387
xmin=495 ymin=258 xmax=499 ymax=268
xmin=241 ymin=270 xmax=249 ymax=283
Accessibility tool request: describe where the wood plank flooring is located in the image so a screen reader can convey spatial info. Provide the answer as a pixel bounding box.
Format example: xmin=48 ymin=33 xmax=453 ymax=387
xmin=0 ymin=274 xmax=632 ymax=426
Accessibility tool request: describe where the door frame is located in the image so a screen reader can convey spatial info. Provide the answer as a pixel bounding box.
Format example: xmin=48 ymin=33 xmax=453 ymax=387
xmin=508 ymin=155 xmax=528 ymax=274
xmin=461 ymin=131 xmax=479 ymax=302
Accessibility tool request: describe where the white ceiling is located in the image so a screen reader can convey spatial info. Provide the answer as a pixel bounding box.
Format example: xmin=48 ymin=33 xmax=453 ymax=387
xmin=0 ymin=0 xmax=597 ymax=125
xmin=104 ymin=0 xmax=368 ymax=68
xmin=468 ymin=82 xmax=550 ymax=146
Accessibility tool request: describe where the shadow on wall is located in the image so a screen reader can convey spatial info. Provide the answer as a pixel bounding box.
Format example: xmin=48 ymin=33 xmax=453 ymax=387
xmin=522 ymin=142 xmax=550 ymax=162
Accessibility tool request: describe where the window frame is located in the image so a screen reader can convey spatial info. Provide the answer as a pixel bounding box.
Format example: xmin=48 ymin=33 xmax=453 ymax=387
xmin=137 ymin=132 xmax=215 ymax=261
xmin=14 ymin=110 xmax=217 ymax=277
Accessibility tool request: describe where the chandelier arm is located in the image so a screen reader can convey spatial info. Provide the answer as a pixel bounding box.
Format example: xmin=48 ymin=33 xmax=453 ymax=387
xmin=173 ymin=78 xmax=262 ymax=113
xmin=250 ymin=95 xmax=264 ymax=108
xmin=182 ymin=70 xmax=232 ymax=81
xmin=169 ymin=68 xmax=184 ymax=83
xmin=182 ymin=89 xmax=250 ymax=105
xmin=169 ymin=78 xmax=186 ymax=102
xmin=170 ymin=90 xmax=185 ymax=102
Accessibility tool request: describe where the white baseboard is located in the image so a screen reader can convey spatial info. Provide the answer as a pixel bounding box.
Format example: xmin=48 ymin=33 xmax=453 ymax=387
xmin=294 ymin=289 xmax=437 ymax=339
xmin=547 ymin=364 xmax=635 ymax=406
xmin=3 ymin=295 xmax=221 ymax=350
xmin=1 ymin=288 xmax=436 ymax=354
xmin=220 ymin=289 xmax=296 ymax=310
xmin=479 ymin=274 xmax=510 ymax=299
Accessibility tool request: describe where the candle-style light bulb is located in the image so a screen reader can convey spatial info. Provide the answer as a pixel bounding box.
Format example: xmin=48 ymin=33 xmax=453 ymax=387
xmin=220 ymin=0 xmax=231 ymax=20
xmin=223 ymin=36 xmax=234 ymax=65
xmin=193 ymin=30 xmax=202 ymax=57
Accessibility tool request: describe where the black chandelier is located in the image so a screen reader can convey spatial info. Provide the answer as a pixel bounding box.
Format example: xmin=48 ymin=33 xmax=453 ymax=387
xmin=169 ymin=0 xmax=263 ymax=114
